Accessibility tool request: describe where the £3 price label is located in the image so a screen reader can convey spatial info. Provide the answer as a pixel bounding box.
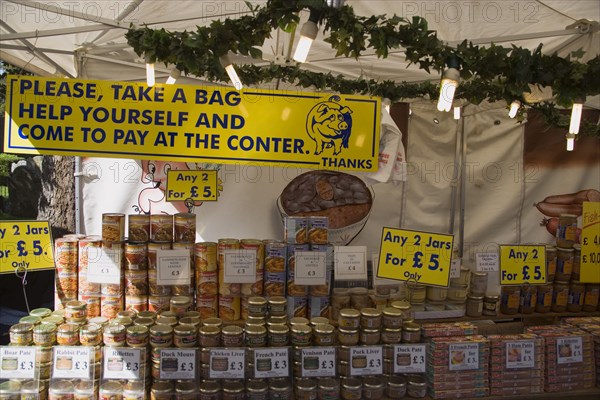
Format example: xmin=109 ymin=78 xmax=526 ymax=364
xmin=377 ymin=227 xmax=454 ymax=287
xmin=0 ymin=221 xmax=54 ymax=274
xmin=166 ymin=170 xmax=218 ymax=201
xmin=160 ymin=349 xmax=197 ymax=380
xmin=103 ymin=348 xmax=143 ymax=380
xmin=53 ymin=346 xmax=93 ymax=379
xmin=253 ymin=348 xmax=290 ymax=378
xmin=0 ymin=346 xmax=37 ymax=379
xmin=394 ymin=344 xmax=427 ymax=373
xmin=209 ymin=349 xmax=245 ymax=379
xmin=300 ymin=347 xmax=336 ymax=378
xmin=500 ymin=245 xmax=546 ymax=285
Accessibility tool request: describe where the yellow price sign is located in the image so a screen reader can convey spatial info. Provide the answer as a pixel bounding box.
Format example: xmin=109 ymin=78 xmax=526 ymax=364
xmin=580 ymin=202 xmax=600 ymax=283
xmin=499 ymin=245 xmax=546 ymax=285
xmin=0 ymin=221 xmax=54 ymax=274
xmin=165 ymin=170 xmax=218 ymax=202
xmin=377 ymin=227 xmax=454 ymax=287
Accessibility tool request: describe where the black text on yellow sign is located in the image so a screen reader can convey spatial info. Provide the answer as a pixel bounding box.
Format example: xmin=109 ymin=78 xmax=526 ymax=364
xmin=580 ymin=202 xmax=600 ymax=283
xmin=0 ymin=221 xmax=54 ymax=274
xmin=166 ymin=170 xmax=218 ymax=202
xmin=377 ymin=227 xmax=454 ymax=287
xmin=499 ymin=245 xmax=546 ymax=285
xmin=4 ymin=76 xmax=380 ymax=172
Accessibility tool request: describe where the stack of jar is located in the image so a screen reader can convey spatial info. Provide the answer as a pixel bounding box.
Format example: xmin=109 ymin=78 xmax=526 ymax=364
xmin=465 ymin=271 xmax=488 ymax=317
xmin=54 ymin=236 xmax=80 ymax=310
xmin=447 ymin=266 xmax=471 ymax=310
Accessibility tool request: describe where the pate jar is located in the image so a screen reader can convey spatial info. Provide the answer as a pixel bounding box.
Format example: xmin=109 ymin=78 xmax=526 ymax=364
xmin=245 ymin=325 xmax=268 ymax=347
xmin=80 ymin=323 xmax=102 ymax=346
xmin=104 ymin=324 xmax=126 ymax=347
xmin=552 ymin=281 xmax=570 ymax=312
xmin=291 ymin=324 xmax=312 ymax=346
xmin=360 ymin=308 xmax=382 ymax=330
xmin=386 ymin=375 xmax=407 ymax=399
xmin=360 ymin=329 xmax=380 ymax=345
xmin=222 ymin=380 xmax=245 ymax=400
xmin=149 ymin=324 xmax=173 ymax=348
xmin=340 ymin=377 xmax=362 ymax=400
xmin=317 ymin=378 xmax=340 ymax=400
xmin=338 ymin=309 xmax=360 ymax=329
xmin=268 ymin=324 xmax=290 ymax=346
xmin=362 ymin=376 xmax=385 ymax=400
xmin=33 ymin=323 xmax=57 ymax=346
xmin=406 ymin=374 xmax=427 ymax=398
xmin=381 ymin=327 xmax=402 ymax=344
xmin=337 ymin=328 xmax=359 ymax=346
xmin=173 ymin=324 xmax=197 ymax=348
xmin=536 ymin=284 xmax=553 ymax=313
xmin=56 ymin=323 xmax=79 ymax=346
xmin=246 ymin=379 xmax=269 ymax=400
xmin=222 ymin=325 xmax=244 ymax=347
xmin=381 ymin=307 xmax=403 ymax=328
xmin=126 ymin=325 xmax=150 ymax=347
xmin=313 ymin=323 xmax=335 ymax=346
xmin=295 ymin=378 xmax=317 ymax=400
xmin=519 ymin=284 xmax=537 ymax=314
xmin=500 ymin=286 xmax=520 ymax=315
xmin=466 ymin=295 xmax=484 ymax=317
xmin=268 ymin=296 xmax=288 ymax=317
xmin=482 ymin=295 xmax=499 ymax=316
xmin=426 ymin=286 xmax=447 ymax=302
xmin=248 ymin=296 xmax=268 ymax=317
xmin=10 ymin=323 xmax=34 ymax=345
xmin=198 ymin=325 xmax=221 ymax=347
xmin=402 ymin=322 xmax=421 ymax=343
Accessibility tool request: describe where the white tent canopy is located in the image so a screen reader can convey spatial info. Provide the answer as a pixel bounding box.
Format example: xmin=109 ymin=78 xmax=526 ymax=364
xmin=1 ymin=0 xmax=599 ymax=98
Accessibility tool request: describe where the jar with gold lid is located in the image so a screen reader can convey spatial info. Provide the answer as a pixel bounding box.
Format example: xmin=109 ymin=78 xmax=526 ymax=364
xmin=402 ymin=322 xmax=421 ymax=344
xmin=381 ymin=327 xmax=402 ymax=344
xmin=268 ymin=296 xmax=287 ymax=317
xmin=169 ymin=296 xmax=191 ymax=317
xmin=79 ymin=323 xmax=102 ymax=346
xmin=112 ymin=316 xmax=134 ymax=328
xmin=268 ymin=324 xmax=290 ymax=346
xmin=202 ymin=317 xmax=223 ymax=328
xmin=245 ymin=325 xmax=267 ymax=347
xmin=65 ymin=300 xmax=87 ymax=321
xmin=360 ymin=329 xmax=380 ymax=345
xmin=222 ymin=325 xmax=244 ymax=347
xmin=381 ymin=307 xmax=403 ymax=328
xmin=313 ymin=323 xmax=335 ymax=346
xmin=291 ymin=324 xmax=312 ymax=346
xmin=295 ymin=378 xmax=317 ymax=400
xmin=151 ymin=380 xmax=175 ymax=400
xmin=150 ymin=324 xmax=173 ymax=348
xmin=198 ymin=325 xmax=221 ymax=347
xmin=126 ymin=325 xmax=149 ymax=347
xmin=289 ymin=317 xmax=310 ymax=327
xmin=310 ymin=317 xmax=329 ymax=327
xmin=363 ymin=376 xmax=385 ymax=400
xmin=360 ymin=308 xmax=382 ymax=330
xmin=406 ymin=374 xmax=427 ymax=398
xmin=386 ymin=375 xmax=407 ymax=399
xmin=33 ymin=323 xmax=57 ymax=346
xmin=390 ymin=300 xmax=412 ymax=320
xmin=405 ymin=283 xmax=426 ymax=304
xmin=56 ymin=323 xmax=79 ymax=346
xmin=340 ymin=377 xmax=362 ymax=400
xmin=338 ymin=309 xmax=360 ymax=329
xmin=19 ymin=315 xmax=41 ymax=326
xmin=30 ymin=308 xmax=52 ymax=319
xmin=248 ymin=296 xmax=268 ymax=317
xmin=9 ymin=323 xmax=34 ymax=345
xmin=337 ymin=328 xmax=359 ymax=346
xmin=103 ymin=323 xmax=126 ymax=347
xmin=350 ymin=287 xmax=370 ymax=309
xmin=137 ymin=310 xmax=157 ymax=320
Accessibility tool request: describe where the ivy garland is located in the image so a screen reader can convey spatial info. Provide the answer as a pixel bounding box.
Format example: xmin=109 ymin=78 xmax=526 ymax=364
xmin=125 ymin=0 xmax=600 ymax=136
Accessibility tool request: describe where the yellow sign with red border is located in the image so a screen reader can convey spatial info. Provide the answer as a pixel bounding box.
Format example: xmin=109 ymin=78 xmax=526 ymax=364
xmin=166 ymin=170 xmax=218 ymax=202
xmin=0 ymin=221 xmax=54 ymax=274
xmin=499 ymin=244 xmax=546 ymax=285
xmin=580 ymin=202 xmax=600 ymax=283
xmin=377 ymin=227 xmax=454 ymax=287
xmin=4 ymin=76 xmax=380 ymax=172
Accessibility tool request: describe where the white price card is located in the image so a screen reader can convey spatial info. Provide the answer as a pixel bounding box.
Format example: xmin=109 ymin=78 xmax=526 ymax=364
xmin=103 ymin=347 xmax=143 ymax=380
xmin=448 ymin=343 xmax=479 ymax=371
xmin=557 ymin=336 xmax=583 ymax=364
xmin=294 ymin=251 xmax=326 ymax=285
xmin=476 ymin=252 xmax=499 ymax=272
xmin=0 ymin=346 xmax=36 ymax=379
xmin=159 ymin=349 xmax=196 ymax=380
xmin=156 ymin=250 xmax=191 ymax=285
xmin=253 ymin=348 xmax=289 ymax=378
xmin=450 ymin=257 xmax=461 ymax=279
xmin=349 ymin=346 xmax=383 ymax=376
xmin=300 ymin=347 xmax=336 ymax=377
xmin=223 ymin=249 xmax=256 ymax=283
xmin=53 ymin=346 xmax=93 ymax=379
xmin=334 ymin=246 xmax=368 ymax=281
xmin=505 ymin=341 xmax=535 ymax=369
xmin=209 ymin=349 xmax=245 ymax=379
xmin=87 ymin=248 xmax=121 ymax=284
xmin=393 ymin=344 xmax=426 ymax=373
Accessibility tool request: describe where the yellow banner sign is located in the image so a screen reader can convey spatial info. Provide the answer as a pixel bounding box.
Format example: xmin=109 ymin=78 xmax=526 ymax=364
xmin=377 ymin=227 xmax=454 ymax=287
xmin=4 ymin=76 xmax=380 ymax=172
xmin=499 ymin=245 xmax=546 ymax=285
xmin=166 ymin=170 xmax=218 ymax=202
xmin=580 ymin=202 xmax=600 ymax=283
xmin=0 ymin=221 xmax=54 ymax=274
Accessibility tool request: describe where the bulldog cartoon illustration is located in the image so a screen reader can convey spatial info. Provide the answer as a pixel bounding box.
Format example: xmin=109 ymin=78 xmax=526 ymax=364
xmin=306 ymin=95 xmax=353 ymax=155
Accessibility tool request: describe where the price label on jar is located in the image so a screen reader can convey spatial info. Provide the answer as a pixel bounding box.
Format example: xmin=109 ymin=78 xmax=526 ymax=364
xmin=159 ymin=349 xmax=196 ymax=380
xmin=448 ymin=343 xmax=479 ymax=371
xmin=166 ymin=170 xmax=218 ymax=202
xmin=87 ymin=247 xmax=121 ymax=284
xmin=349 ymin=346 xmax=383 ymax=376
xmin=294 ymin=251 xmax=326 ymax=285
xmin=557 ymin=337 xmax=583 ymax=364
xmin=393 ymin=344 xmax=426 ymax=373
xmin=156 ymin=249 xmax=191 ymax=285
xmin=0 ymin=221 xmax=54 ymax=274
xmin=209 ymin=349 xmax=245 ymax=379
xmin=0 ymin=346 xmax=36 ymax=379
xmin=500 ymin=244 xmax=546 ymax=285
xmin=53 ymin=346 xmax=93 ymax=379
xmin=103 ymin=347 xmax=142 ymax=380
xmin=300 ymin=347 xmax=336 ymax=377
xmin=223 ymin=249 xmax=257 ymax=283
xmin=580 ymin=201 xmax=600 ymax=283
xmin=334 ymin=246 xmax=367 ymax=281
xmin=253 ymin=348 xmax=289 ymax=379
xmin=377 ymin=228 xmax=454 ymax=287
xmin=505 ymin=341 xmax=535 ymax=369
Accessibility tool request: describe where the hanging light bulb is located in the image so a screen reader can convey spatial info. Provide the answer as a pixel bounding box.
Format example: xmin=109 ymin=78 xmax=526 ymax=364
xmin=383 ymin=98 xmax=392 ymax=114
xmin=569 ymin=99 xmax=584 ymax=134
xmin=566 ymin=133 xmax=576 ymax=151
xmin=219 ymin=55 xmax=243 ymax=90
xmin=437 ymin=56 xmax=460 ymax=112
xmin=508 ymin=100 xmax=521 ymax=118
xmin=326 ymin=0 xmax=345 ymax=7
xmin=145 ymin=61 xmax=155 ymax=87
xmin=166 ymin=68 xmax=181 ymax=85
xmin=453 ymin=106 xmax=461 ymax=120
xmin=293 ymin=10 xmax=320 ymax=63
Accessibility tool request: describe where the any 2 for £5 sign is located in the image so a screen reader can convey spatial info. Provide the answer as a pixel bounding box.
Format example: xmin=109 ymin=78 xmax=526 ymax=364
xmin=377 ymin=227 xmax=454 ymax=287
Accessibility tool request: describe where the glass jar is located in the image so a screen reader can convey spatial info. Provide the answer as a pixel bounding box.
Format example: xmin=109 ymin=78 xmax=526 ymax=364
xmin=386 ymin=375 xmax=407 ymax=399
xmin=405 ymin=284 xmax=426 ymax=304
xmin=317 ymin=378 xmax=340 ymax=400
xmin=572 ymin=244 xmax=581 ymax=281
xmin=469 ymin=272 xmax=488 ymax=296
xmin=338 ymin=309 xmax=360 ymax=329
xmin=246 ymin=380 xmax=268 ymax=400
xmin=56 ymin=323 xmax=79 ymax=346
xmin=340 ymin=377 xmax=362 ymax=400
xmin=48 ymin=380 xmax=74 ymax=400
xmin=74 ymin=380 xmax=95 ymax=400
xmin=331 ymin=288 xmax=351 ymax=321
xmin=314 ymin=324 xmax=335 ymax=346
xmin=500 ymin=286 xmax=520 ymax=315
xmin=150 ymin=324 xmax=173 ymax=348
xmin=362 ymin=377 xmax=385 ymax=400
xmin=466 ymin=295 xmax=483 ymax=317
xmin=381 ymin=307 xmax=403 ymax=328
xmin=30 ymin=308 xmax=52 ymax=319
xmin=545 ymin=245 xmax=557 ymax=283
xmin=552 ymin=281 xmax=570 ymax=312
xmin=10 ymin=323 xmax=34 ymax=345
xmin=360 ymin=329 xmax=380 ymax=345
xmin=536 ymin=284 xmax=553 ymax=313
xmin=79 ymin=323 xmax=102 ymax=346
xmin=426 ymin=286 xmax=447 ymax=302
xmin=447 ymin=285 xmax=468 ymax=302
xmin=555 ymin=247 xmax=574 ymax=282
xmin=295 ymin=378 xmax=317 ymax=400
xmin=123 ymin=381 xmax=144 ymax=400
xmin=268 ymin=324 xmax=290 ymax=346
xmin=99 ymin=381 xmax=123 ymax=400
xmin=402 ymin=322 xmax=421 ymax=343
xmin=289 ymin=317 xmax=310 ymax=327
xmin=173 ymin=324 xmax=197 ymax=348
xmin=33 ymin=323 xmax=57 ymax=346
xmin=248 ymin=297 xmax=268 ymax=317
xmin=291 ymin=324 xmax=312 ymax=346
xmin=381 ymin=327 xmax=402 ymax=344
xmin=337 ymin=328 xmax=359 ymax=346
xmin=198 ymin=381 xmax=221 ymax=400
xmin=246 ymin=325 xmax=267 ymax=347
xmin=268 ymin=296 xmax=287 ymax=317
xmin=151 ymin=381 xmax=174 ymax=400
xmin=350 ymin=287 xmax=370 ymax=309
xmin=269 ymin=379 xmax=292 ymax=400
xmin=482 ymin=295 xmax=499 ymax=316
xmin=202 ymin=317 xmax=223 ymax=328
xmin=222 ymin=380 xmax=245 ymax=400
xmin=406 ymin=375 xmax=427 ymax=398
xmin=360 ymin=308 xmax=382 ymax=330
xmin=583 ymin=284 xmax=600 ymax=311
xmin=222 ymin=325 xmax=244 ymax=347
xmin=198 ymin=325 xmax=221 ymax=347
xmin=65 ymin=300 xmax=87 ymax=321
xmin=519 ymin=285 xmax=537 ymax=314
xmin=170 ymin=296 xmax=191 ymax=317
xmin=567 ymin=280 xmax=585 ymax=312
xmin=556 ymin=213 xmax=578 ymax=248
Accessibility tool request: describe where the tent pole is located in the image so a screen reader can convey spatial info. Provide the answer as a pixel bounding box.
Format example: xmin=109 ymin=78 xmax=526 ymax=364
xmin=448 ymin=109 xmax=463 ymax=237
xmin=458 ymin=107 xmax=468 ymax=259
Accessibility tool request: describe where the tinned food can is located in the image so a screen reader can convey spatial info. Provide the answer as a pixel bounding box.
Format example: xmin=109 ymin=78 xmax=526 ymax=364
xmin=102 ymin=213 xmax=125 ymax=242
xmin=127 ymin=214 xmax=150 ymax=243
xmin=174 ymin=213 xmax=196 ymax=243
xmin=124 ymin=243 xmax=148 ymax=270
xmin=150 ymin=214 xmax=173 ymax=243
xmin=240 ymin=239 xmax=265 ymax=296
